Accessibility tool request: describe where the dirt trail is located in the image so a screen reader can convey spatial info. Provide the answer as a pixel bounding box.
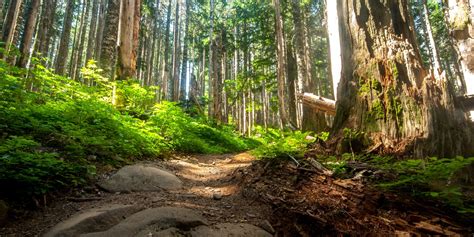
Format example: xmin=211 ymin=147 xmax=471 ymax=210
xmin=1 ymin=153 xmax=274 ymax=236
xmin=2 ymin=152 xmax=472 ymax=236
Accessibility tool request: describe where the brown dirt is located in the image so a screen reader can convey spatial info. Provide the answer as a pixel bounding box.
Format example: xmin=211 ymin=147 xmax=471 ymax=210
xmin=1 ymin=152 xmax=472 ymax=236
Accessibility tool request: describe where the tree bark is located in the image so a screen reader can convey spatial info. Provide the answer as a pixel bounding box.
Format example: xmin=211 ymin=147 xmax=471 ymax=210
xmin=333 ymin=0 xmax=471 ymax=157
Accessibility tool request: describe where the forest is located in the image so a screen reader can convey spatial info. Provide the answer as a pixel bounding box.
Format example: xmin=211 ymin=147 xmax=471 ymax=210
xmin=0 ymin=0 xmax=473 ymax=235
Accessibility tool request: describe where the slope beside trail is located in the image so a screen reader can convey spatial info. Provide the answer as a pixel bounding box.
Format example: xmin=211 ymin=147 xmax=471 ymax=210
xmin=1 ymin=152 xmax=472 ymax=236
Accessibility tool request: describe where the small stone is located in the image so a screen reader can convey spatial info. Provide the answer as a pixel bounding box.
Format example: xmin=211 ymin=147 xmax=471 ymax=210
xmin=246 ymin=213 xmax=256 ymax=218
xmin=213 ymin=192 xmax=223 ymax=200
xmin=260 ymin=220 xmax=275 ymax=234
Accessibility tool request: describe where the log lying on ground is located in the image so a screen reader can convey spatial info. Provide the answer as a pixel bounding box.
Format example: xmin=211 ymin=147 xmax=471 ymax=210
xmin=298 ymin=93 xmax=336 ymax=115
xmin=458 ymin=94 xmax=474 ymax=111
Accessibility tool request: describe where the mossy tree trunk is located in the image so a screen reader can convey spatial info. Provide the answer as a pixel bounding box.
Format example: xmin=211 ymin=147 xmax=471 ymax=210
xmin=333 ymin=0 xmax=472 ymax=157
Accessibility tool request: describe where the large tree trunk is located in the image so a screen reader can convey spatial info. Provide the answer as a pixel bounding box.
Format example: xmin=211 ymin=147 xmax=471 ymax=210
xmin=333 ymin=0 xmax=471 ymax=157
xmin=17 ymin=0 xmax=40 ymax=68
xmin=446 ymin=0 xmax=474 ymax=119
xmin=54 ymin=0 xmax=75 ymax=75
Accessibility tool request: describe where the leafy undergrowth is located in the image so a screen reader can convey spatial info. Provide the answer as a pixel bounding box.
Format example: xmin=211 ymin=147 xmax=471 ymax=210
xmin=0 ymin=60 xmax=255 ymax=203
xmin=318 ymin=154 xmax=474 ymax=214
xmin=251 ymin=127 xmax=328 ymax=160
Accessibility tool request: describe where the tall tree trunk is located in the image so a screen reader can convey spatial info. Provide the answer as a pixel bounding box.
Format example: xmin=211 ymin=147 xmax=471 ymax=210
xmin=208 ymin=0 xmax=214 ymax=117
xmin=160 ymin=0 xmax=172 ymax=100
xmin=100 ymin=0 xmax=120 ymax=80
xmin=86 ymin=0 xmax=99 ymax=62
xmin=54 ymin=0 xmax=75 ymax=75
xmin=333 ymin=0 xmax=471 ymax=157
xmin=171 ymin=0 xmax=180 ymax=101
xmin=272 ymin=0 xmax=289 ymax=127
xmin=95 ymin=0 xmax=106 ymax=60
xmin=446 ymin=0 xmax=474 ymax=119
xmin=17 ymin=0 xmax=40 ymax=67
xmin=1 ymin=0 xmax=22 ymax=56
xmin=180 ymin=0 xmax=190 ymax=101
xmin=73 ymin=0 xmax=91 ymax=80
xmin=118 ymin=0 xmax=139 ymax=80
xmin=35 ymin=0 xmax=57 ymax=58
xmin=327 ymin=0 xmax=342 ymax=99
xmin=422 ymin=0 xmax=443 ymax=78
xmin=0 ymin=0 xmax=5 ymax=30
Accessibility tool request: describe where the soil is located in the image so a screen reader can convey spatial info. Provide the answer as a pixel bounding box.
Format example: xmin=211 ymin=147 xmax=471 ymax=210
xmin=1 ymin=152 xmax=472 ymax=236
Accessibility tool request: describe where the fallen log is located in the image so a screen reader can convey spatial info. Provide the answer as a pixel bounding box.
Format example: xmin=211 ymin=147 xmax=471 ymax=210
xmin=298 ymin=93 xmax=336 ymax=115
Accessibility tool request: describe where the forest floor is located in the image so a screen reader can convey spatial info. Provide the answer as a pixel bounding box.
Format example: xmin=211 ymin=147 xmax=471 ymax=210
xmin=1 ymin=153 xmax=472 ymax=236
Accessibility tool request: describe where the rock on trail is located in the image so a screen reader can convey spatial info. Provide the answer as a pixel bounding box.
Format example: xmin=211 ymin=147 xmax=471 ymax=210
xmin=98 ymin=165 xmax=183 ymax=192
xmin=45 ymin=206 xmax=271 ymax=237
xmin=43 ymin=204 xmax=144 ymax=237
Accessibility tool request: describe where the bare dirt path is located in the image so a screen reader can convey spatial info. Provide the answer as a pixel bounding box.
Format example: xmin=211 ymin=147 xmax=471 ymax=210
xmin=1 ymin=153 xmax=274 ymax=236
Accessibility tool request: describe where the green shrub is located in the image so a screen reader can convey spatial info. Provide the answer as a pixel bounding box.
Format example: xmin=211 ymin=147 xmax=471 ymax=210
xmin=0 ymin=137 xmax=94 ymax=198
xmin=149 ymin=102 xmax=255 ymax=154
xmin=377 ymin=157 xmax=474 ymax=212
xmin=251 ymin=129 xmax=315 ymax=159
